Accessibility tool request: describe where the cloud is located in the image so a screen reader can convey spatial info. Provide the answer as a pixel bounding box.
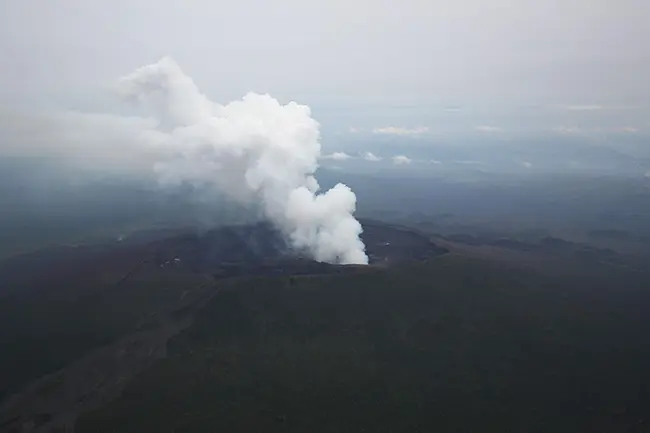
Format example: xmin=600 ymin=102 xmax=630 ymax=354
xmin=392 ymin=155 xmax=412 ymax=165
xmin=551 ymin=125 xmax=639 ymax=136
xmin=552 ymin=126 xmax=583 ymax=135
xmin=453 ymin=160 xmax=484 ymax=165
xmin=349 ymin=127 xmax=361 ymax=133
xmin=372 ymin=126 xmax=429 ymax=136
xmin=429 ymin=159 xmax=442 ymax=165
xmin=475 ymin=125 xmax=503 ymax=133
xmin=322 ymin=151 xmax=353 ymax=161
xmin=645 ymin=171 xmax=650 ymax=178
xmin=0 ymin=107 xmax=164 ymax=173
xmin=558 ymin=105 xmax=641 ymax=112
xmin=362 ymin=152 xmax=382 ymax=162
xmin=562 ymin=105 xmax=605 ymax=111
xmin=521 ymin=161 xmax=533 ymax=169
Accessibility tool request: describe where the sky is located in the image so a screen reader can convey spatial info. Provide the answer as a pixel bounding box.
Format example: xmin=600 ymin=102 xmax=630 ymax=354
xmin=1 ymin=0 xmax=648 ymax=104
xmin=1 ymin=0 xmax=649 ymax=166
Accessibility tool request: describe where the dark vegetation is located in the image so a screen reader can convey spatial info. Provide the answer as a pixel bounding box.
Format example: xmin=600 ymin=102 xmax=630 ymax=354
xmin=0 ymin=248 xmax=208 ymax=404
xmin=76 ymin=255 xmax=650 ymax=433
xmin=0 ymin=220 xmax=446 ymax=407
xmin=1 ymin=191 xmax=650 ymax=432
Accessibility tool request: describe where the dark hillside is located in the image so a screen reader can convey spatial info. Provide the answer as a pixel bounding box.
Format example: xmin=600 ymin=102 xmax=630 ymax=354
xmin=0 ymin=219 xmax=447 ymax=418
xmin=77 ymin=255 xmax=650 ymax=433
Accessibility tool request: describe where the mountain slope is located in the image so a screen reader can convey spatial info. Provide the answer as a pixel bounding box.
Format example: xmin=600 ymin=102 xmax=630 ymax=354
xmin=76 ymin=254 xmax=650 ymax=433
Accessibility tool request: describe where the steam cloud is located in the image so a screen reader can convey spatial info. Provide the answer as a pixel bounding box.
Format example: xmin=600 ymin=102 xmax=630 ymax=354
xmin=116 ymin=57 xmax=367 ymax=264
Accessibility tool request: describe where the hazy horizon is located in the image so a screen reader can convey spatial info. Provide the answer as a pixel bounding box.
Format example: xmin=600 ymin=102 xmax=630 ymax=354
xmin=2 ymin=0 xmax=649 ymax=179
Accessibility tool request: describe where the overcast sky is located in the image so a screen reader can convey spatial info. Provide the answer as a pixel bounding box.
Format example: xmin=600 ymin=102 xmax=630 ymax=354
xmin=0 ymin=0 xmax=649 ymax=146
xmin=1 ymin=0 xmax=648 ymax=105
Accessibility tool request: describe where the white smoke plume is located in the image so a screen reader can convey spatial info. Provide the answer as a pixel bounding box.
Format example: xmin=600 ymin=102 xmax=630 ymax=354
xmin=116 ymin=57 xmax=367 ymax=265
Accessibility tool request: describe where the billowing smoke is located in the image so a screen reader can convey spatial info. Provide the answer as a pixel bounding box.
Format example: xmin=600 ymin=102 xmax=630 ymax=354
xmin=116 ymin=57 xmax=367 ymax=265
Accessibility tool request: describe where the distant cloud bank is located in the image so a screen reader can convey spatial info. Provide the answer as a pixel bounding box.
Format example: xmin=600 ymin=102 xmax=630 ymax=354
xmin=562 ymin=105 xmax=605 ymax=111
xmin=558 ymin=105 xmax=642 ymax=112
xmin=322 ymin=151 xmax=353 ymax=161
xmin=552 ymin=126 xmax=583 ymax=135
xmin=362 ymin=152 xmax=382 ymax=162
xmin=392 ymin=155 xmax=412 ymax=165
xmin=551 ymin=125 xmax=641 ymax=135
xmin=372 ymin=126 xmax=429 ymax=136
xmin=475 ymin=125 xmax=503 ymax=133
